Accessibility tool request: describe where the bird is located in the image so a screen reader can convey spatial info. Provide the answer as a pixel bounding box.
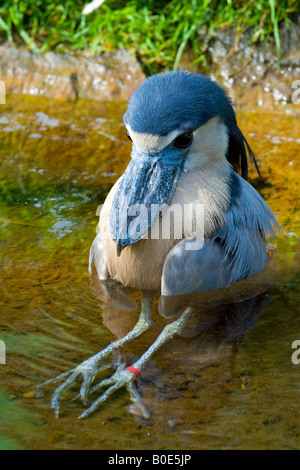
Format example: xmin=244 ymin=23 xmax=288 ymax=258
xmin=39 ymin=71 xmax=278 ymax=419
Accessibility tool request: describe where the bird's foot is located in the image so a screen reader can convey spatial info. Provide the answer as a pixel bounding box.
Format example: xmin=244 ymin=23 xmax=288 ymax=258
xmin=36 ymin=355 xmax=118 ymax=417
xmin=35 ymin=294 xmax=154 ymax=418
xmin=36 ymin=306 xmax=192 ymax=420
xmin=36 ymin=359 xmax=149 ymax=419
xmin=79 ymin=366 xmax=150 ymax=420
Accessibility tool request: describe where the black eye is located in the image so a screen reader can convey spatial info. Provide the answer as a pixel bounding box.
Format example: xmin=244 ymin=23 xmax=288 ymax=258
xmin=173 ymin=131 xmax=193 ymax=149
xmin=126 ymin=131 xmax=132 ymax=142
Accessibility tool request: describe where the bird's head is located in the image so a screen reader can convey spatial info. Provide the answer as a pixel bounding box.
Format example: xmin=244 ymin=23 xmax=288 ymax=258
xmin=110 ymin=71 xmax=257 ymax=255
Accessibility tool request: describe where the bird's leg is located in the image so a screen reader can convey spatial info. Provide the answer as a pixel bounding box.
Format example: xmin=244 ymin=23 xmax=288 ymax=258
xmin=36 ymin=293 xmax=153 ymax=417
xmin=79 ymin=307 xmax=194 ymax=419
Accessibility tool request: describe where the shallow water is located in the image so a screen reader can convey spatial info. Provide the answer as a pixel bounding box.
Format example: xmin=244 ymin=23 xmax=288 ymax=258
xmin=0 ymin=95 xmax=299 ymax=450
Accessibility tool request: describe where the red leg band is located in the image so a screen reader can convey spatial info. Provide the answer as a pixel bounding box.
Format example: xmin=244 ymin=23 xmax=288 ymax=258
xmin=125 ymin=366 xmax=141 ymax=377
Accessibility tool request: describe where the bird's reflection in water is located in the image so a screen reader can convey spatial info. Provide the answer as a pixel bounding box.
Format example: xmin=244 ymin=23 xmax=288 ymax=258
xmin=89 ymin=259 xmax=276 ymax=429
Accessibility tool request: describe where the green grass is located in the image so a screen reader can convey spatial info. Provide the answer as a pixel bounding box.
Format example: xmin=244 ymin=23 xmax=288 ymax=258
xmin=0 ymin=0 xmax=299 ymax=73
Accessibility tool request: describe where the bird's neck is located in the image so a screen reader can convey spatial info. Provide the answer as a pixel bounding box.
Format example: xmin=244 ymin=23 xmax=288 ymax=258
xmin=170 ymin=161 xmax=232 ymax=238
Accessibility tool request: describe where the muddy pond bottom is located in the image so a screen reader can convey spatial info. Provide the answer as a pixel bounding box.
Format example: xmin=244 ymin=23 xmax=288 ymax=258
xmin=0 ymin=95 xmax=299 ymax=450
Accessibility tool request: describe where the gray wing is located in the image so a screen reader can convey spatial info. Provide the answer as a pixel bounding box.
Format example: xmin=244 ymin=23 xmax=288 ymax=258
xmin=161 ymin=173 xmax=278 ymax=296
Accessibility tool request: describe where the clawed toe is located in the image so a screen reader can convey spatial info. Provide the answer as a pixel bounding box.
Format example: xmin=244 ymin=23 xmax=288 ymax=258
xmin=36 ymin=306 xmax=191 ymax=419
xmin=35 ymin=368 xmax=75 ymax=398
xmin=36 ymin=358 xmax=115 ymax=417
xmin=79 ymin=368 xmax=149 ymax=420
xmin=36 ymin=359 xmax=149 ymax=420
xmin=35 ymin=295 xmax=155 ymax=419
